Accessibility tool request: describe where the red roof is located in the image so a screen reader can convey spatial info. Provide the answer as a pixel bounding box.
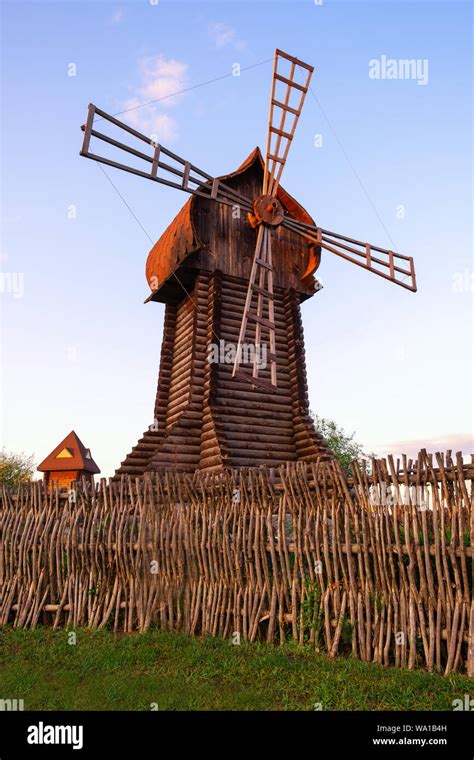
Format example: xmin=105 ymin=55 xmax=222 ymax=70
xmin=37 ymin=431 xmax=100 ymax=474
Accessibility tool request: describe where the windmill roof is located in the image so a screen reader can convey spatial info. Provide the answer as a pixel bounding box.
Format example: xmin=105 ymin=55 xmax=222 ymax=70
xmin=145 ymin=147 xmax=317 ymax=296
xmin=224 ymin=147 xmax=316 ymax=225
xmin=37 ymin=431 xmax=101 ymax=474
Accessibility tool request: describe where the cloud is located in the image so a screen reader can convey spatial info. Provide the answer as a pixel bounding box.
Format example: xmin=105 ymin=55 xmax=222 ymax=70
xmin=122 ymin=105 xmax=177 ymax=143
xmin=111 ymin=8 xmax=124 ymax=24
xmin=208 ymin=21 xmax=246 ymax=51
xmin=121 ymin=55 xmax=188 ymax=142
xmin=375 ymin=433 xmax=473 ymax=460
xmin=134 ymin=56 xmax=188 ymax=105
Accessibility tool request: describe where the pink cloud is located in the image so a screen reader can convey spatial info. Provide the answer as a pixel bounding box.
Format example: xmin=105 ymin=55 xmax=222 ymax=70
xmin=375 ymin=433 xmax=473 ymax=461
xmin=208 ymin=22 xmax=246 ymax=51
xmin=120 ymin=55 xmax=189 ymax=142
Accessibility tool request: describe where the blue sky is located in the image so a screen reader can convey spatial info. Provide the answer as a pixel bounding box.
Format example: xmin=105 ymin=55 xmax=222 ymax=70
xmin=1 ymin=0 xmax=472 ymax=476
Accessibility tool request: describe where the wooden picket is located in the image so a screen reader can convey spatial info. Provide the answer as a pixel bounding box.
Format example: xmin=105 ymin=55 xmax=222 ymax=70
xmin=0 ymin=450 xmax=472 ymax=675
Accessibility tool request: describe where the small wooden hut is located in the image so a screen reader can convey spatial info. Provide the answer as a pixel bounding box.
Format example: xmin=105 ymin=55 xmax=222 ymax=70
xmin=37 ymin=431 xmax=100 ymax=488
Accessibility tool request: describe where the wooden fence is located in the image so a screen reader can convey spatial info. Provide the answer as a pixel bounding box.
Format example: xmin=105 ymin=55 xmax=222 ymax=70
xmin=1 ymin=451 xmax=472 ymax=675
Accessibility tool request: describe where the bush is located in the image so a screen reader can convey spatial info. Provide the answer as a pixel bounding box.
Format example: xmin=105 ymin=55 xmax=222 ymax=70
xmin=0 ymin=450 xmax=35 ymax=488
xmin=310 ymin=414 xmax=368 ymax=474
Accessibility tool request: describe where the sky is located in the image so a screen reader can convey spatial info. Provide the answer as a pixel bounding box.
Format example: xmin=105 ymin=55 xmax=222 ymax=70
xmin=1 ymin=0 xmax=472 ymax=477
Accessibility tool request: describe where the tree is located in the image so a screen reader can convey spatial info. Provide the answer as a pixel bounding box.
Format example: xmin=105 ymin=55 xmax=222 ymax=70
xmin=310 ymin=414 xmax=368 ymax=474
xmin=0 ymin=450 xmax=35 ymax=488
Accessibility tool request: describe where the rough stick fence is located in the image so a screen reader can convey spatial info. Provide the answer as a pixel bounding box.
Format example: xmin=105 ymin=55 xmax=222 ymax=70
xmin=1 ymin=451 xmax=472 ymax=675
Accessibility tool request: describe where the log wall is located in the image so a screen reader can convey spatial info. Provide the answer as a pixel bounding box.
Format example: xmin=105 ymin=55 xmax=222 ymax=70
xmin=116 ymin=271 xmax=329 ymax=476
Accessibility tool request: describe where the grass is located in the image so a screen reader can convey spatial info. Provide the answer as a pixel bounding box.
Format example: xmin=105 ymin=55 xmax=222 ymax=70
xmin=0 ymin=627 xmax=471 ymax=711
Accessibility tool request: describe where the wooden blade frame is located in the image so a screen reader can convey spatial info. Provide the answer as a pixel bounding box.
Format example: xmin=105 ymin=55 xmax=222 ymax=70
xmin=263 ymin=50 xmax=314 ymax=197
xmin=80 ymin=104 xmax=253 ymax=213
xmin=282 ymin=217 xmax=417 ymax=292
xmin=234 ymin=50 xmax=314 ymax=391
xmin=232 ymin=226 xmax=277 ymax=390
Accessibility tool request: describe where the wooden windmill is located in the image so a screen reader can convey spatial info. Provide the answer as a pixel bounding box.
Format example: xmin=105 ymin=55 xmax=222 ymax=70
xmin=80 ymin=49 xmax=416 ymax=475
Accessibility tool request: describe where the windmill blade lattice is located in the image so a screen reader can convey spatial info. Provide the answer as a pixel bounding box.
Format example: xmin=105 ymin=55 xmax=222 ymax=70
xmin=263 ymin=49 xmax=314 ymax=197
xmin=282 ymin=217 xmax=417 ymax=292
xmin=81 ymin=104 xmax=254 ymax=213
xmin=234 ymin=50 xmax=314 ymax=388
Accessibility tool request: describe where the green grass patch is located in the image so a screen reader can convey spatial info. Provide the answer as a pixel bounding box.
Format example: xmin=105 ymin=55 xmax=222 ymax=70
xmin=0 ymin=627 xmax=471 ymax=711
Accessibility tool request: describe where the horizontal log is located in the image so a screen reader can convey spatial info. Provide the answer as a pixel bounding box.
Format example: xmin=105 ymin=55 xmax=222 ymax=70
xmin=159 ymin=443 xmax=201 ymax=455
xmin=166 ymin=410 xmax=189 ymax=429
xmin=198 ymin=454 xmax=225 ymax=469
xmin=225 ymin=454 xmax=297 ymax=466
xmin=216 ymin=375 xmax=292 ymax=395
xmin=205 ymin=418 xmax=294 ymax=434
xmin=216 ymin=400 xmax=293 ymax=418
xmin=295 ymin=443 xmax=323 ymax=457
xmin=211 ymin=386 xmax=294 ymax=406
xmin=214 ymin=430 xmax=295 ymax=447
xmin=148 ymin=452 xmax=200 ymax=465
